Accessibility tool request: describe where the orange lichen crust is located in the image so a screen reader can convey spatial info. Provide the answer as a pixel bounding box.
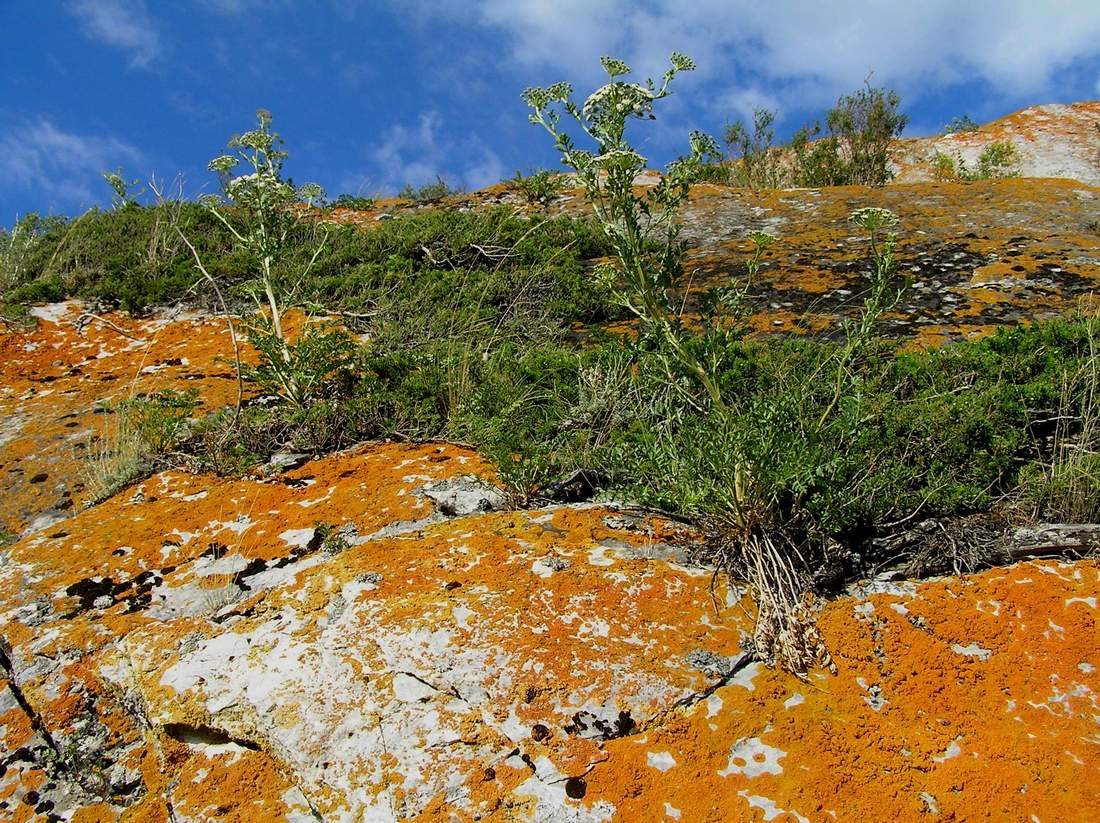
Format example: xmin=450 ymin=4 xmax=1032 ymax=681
xmin=2 ymin=432 xmax=1097 ymax=820
xmin=0 ymin=302 xmax=243 ymax=535
xmin=583 ymin=560 xmax=1100 ymax=822
xmin=894 ymin=101 xmax=1100 ymax=186
xmin=676 ymin=178 xmax=1100 ymax=348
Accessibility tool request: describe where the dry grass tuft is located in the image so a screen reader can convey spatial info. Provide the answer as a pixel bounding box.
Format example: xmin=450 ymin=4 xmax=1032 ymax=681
xmin=83 ymin=405 xmax=150 ymax=505
xmin=1021 ymin=305 xmax=1100 ymax=523
xmin=709 ymin=523 xmax=837 ymax=679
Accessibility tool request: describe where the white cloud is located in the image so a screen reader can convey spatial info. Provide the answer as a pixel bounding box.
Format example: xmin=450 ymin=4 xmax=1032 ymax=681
xmin=66 ymin=0 xmax=161 ymax=68
xmin=0 ymin=118 xmax=144 ymax=211
xmin=462 ymin=146 xmax=506 ymax=191
xmin=197 ymin=0 xmax=290 ymax=13
xmin=713 ymin=88 xmax=785 ymax=127
xmin=420 ymin=1 xmax=1100 ymax=111
xmin=369 ymin=112 xmax=444 ymax=192
xmin=350 ymin=111 xmax=505 ymax=195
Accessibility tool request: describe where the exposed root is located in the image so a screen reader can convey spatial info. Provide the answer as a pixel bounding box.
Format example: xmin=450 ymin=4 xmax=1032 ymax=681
xmin=869 ymin=512 xmax=1011 ymax=577
xmin=708 ymin=524 xmax=837 ymax=679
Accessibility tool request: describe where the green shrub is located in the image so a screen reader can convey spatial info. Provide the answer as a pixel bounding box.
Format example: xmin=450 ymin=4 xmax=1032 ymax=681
xmin=933 ymin=141 xmax=1020 ymax=182
xmin=930 ymin=151 xmax=958 ymax=181
xmin=398 ymin=176 xmax=458 ymax=203
xmin=330 ymin=194 xmax=376 ymax=210
xmin=723 ymin=108 xmax=786 ymax=189
xmin=968 ymin=141 xmax=1020 ymax=180
xmin=1015 ymin=311 xmax=1100 ymax=522
xmin=943 ymin=115 xmax=980 ymax=134
xmin=510 ymin=169 xmax=569 ymax=206
xmin=244 ymin=319 xmax=362 ymax=406
xmin=3 ymin=203 xmax=240 ymax=313
xmin=791 ymin=81 xmax=907 ymax=187
xmin=1 ymin=213 xmax=66 ymax=292
xmin=694 ymin=163 xmax=734 ymax=184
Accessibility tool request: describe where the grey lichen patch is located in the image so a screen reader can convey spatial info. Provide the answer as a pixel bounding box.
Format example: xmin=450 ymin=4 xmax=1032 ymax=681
xmin=420 ymin=476 xmax=505 ymax=516
xmin=951 ymin=642 xmax=993 ymax=661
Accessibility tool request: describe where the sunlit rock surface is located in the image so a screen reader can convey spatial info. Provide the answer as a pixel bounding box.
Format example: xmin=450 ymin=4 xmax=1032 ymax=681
xmin=894 ymin=101 xmax=1100 ymax=186
xmin=2 ymin=105 xmax=1100 ymax=820
xmin=1 ymin=429 xmax=1095 ymax=820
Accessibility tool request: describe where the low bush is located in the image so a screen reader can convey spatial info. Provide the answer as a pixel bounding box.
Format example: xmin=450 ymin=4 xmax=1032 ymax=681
xmin=694 ymin=163 xmax=734 ymax=184
xmin=791 ymin=81 xmax=907 ymax=187
xmin=510 ymin=169 xmax=569 ymax=206
xmin=943 ymin=115 xmax=980 ymax=134
xmin=329 ymin=194 xmax=376 ymax=210
xmin=397 ymin=176 xmax=458 ymax=203
xmin=930 ymin=141 xmax=1019 ymax=182
xmin=1 ymin=203 xmax=241 ymax=313
xmin=723 ymin=108 xmax=786 ymax=190
xmin=1 ymin=202 xmax=613 ymax=326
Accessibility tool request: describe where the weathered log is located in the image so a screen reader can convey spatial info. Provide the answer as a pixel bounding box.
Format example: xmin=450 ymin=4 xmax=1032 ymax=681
xmin=1005 ymin=523 xmax=1100 ymax=559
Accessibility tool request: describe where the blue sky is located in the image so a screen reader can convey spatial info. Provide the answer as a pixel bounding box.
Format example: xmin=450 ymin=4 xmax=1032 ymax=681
xmin=2 ymin=0 xmax=1100 ymax=222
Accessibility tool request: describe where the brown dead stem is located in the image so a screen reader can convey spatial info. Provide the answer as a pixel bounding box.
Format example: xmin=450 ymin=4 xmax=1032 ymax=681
xmin=709 ymin=522 xmax=837 ymax=679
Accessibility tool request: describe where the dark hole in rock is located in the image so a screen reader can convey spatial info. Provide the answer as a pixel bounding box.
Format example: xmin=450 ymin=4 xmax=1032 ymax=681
xmin=531 ymin=723 xmax=550 ymax=742
xmin=564 ymin=709 xmax=635 ymax=740
xmin=565 ymin=777 xmax=587 ymax=799
xmin=444 ymin=580 xmax=461 ymax=591
xmin=278 ymin=476 xmax=311 ymax=489
xmin=162 ymin=723 xmax=260 ymax=751
xmin=482 ymin=767 xmax=496 ymax=781
xmin=10 ymin=747 xmax=35 ymax=763
xmin=236 ymin=557 xmax=271 ymax=591
xmin=29 ymin=473 xmax=48 ymax=484
xmin=615 ymin=710 xmax=635 ymax=736
xmin=65 ymin=576 xmax=119 ymax=611
xmin=201 ymin=541 xmax=230 ymax=559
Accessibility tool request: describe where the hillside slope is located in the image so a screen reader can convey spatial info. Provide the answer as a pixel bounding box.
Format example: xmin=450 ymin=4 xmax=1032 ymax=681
xmin=1 ymin=104 xmax=1099 ymax=821
xmin=894 ymin=101 xmax=1100 ymax=185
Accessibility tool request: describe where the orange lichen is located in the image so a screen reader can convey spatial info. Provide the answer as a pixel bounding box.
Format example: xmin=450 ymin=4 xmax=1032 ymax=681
xmin=583 ymin=560 xmax=1100 ymax=823
xmin=2 ymin=107 xmax=1100 ymax=821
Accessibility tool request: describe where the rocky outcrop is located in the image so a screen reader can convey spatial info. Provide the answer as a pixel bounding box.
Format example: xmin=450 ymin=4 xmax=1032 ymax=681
xmin=894 ymin=101 xmax=1100 ymax=186
xmin=1 ymin=431 xmax=1096 ymax=819
xmin=0 ymin=302 xmax=243 ymax=536
xmin=679 ymin=176 xmax=1100 ymax=347
xmin=2 ymin=105 xmax=1100 ymax=818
